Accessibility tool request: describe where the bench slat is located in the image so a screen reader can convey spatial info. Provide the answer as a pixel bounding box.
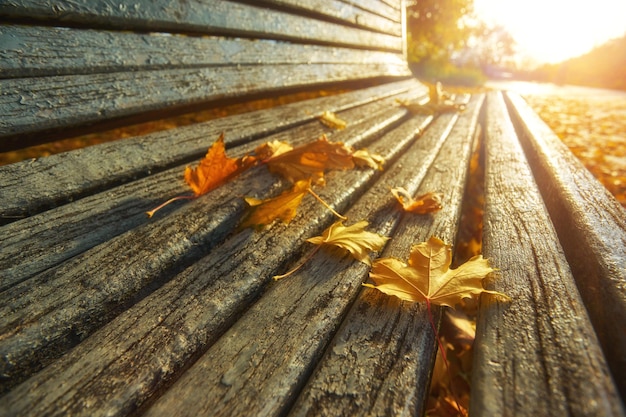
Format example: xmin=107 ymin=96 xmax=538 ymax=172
xmin=341 ymin=0 xmax=400 ymax=18
xmin=239 ymin=0 xmax=401 ymax=35
xmin=0 ymin=110 xmax=435 ymax=413
xmin=505 ymin=92 xmax=626 ymax=396
xmin=0 ymin=79 xmax=422 ymax=220
xmin=471 ymin=92 xmax=625 ymax=417
xmin=0 ymin=0 xmax=401 ymax=49
xmin=0 ymin=63 xmax=410 ymax=146
xmin=288 ymin=95 xmax=482 ymax=417
xmin=0 ymin=25 xmax=405 ymax=78
xmin=1 ymin=87 xmax=424 ymax=291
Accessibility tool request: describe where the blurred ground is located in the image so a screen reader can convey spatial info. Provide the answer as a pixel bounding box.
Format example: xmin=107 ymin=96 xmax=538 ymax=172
xmin=523 ymin=94 xmax=626 ymax=207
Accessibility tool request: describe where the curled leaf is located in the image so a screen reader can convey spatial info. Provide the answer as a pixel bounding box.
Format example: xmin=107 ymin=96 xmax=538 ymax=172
xmin=306 ymin=220 xmax=389 ymax=265
xmin=185 ymin=133 xmax=256 ymax=196
xmin=365 ymin=236 xmax=506 ymax=307
xmin=255 ymin=140 xmax=293 ymax=161
xmin=241 ymin=180 xmax=311 ymax=230
xmin=353 ymin=149 xmax=385 ymax=171
xmin=319 ymin=111 xmax=347 ymax=130
xmin=391 ymin=187 xmax=443 ymax=214
xmin=265 ymin=135 xmax=354 ymax=185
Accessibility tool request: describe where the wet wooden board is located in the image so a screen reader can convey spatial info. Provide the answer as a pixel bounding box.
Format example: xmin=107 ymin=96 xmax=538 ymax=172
xmin=505 ymin=92 xmax=626 ymax=397
xmin=471 ymin=92 xmax=625 ymax=417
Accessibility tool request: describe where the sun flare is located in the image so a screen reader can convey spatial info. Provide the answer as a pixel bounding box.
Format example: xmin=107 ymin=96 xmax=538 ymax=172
xmin=473 ymin=0 xmax=626 ymax=64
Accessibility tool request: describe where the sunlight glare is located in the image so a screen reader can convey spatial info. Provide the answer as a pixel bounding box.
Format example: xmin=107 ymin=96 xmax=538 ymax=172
xmin=473 ymin=0 xmax=626 ymax=64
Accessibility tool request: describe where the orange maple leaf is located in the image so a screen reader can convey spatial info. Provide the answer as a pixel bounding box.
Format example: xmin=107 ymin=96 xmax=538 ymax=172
xmin=265 ymin=135 xmax=354 ymax=185
xmin=240 ymin=180 xmax=311 ymax=230
xmin=391 ymin=187 xmax=443 ymax=214
xmin=364 ymin=236 xmax=505 ymax=308
xmin=185 ymin=133 xmax=256 ymax=197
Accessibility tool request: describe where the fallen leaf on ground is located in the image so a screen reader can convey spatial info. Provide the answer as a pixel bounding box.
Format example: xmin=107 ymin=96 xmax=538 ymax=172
xmin=318 ymin=111 xmax=347 ymax=130
xmin=352 ymin=149 xmax=385 ymax=170
xmin=240 ymin=180 xmax=311 ymax=230
xmin=185 ymin=133 xmax=256 ymax=196
xmin=391 ymin=187 xmax=443 ymax=214
xmin=307 ymin=220 xmax=389 ymax=265
xmin=365 ymin=236 xmax=506 ymax=307
xmin=265 ymin=135 xmax=354 ymax=184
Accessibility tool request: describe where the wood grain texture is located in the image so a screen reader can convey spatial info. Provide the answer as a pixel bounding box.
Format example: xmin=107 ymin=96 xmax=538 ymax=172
xmin=0 ymin=0 xmax=402 ymax=50
xmin=471 ymin=92 xmax=625 ymax=417
xmin=0 ymin=90 xmax=422 ymax=291
xmin=0 ymin=24 xmax=406 ymax=78
xmin=238 ymin=0 xmax=401 ymax=35
xmin=0 ymin=62 xmax=410 ymax=145
xmin=0 ymin=113 xmax=434 ymax=415
xmin=289 ymin=95 xmax=483 ymax=417
xmin=505 ymin=92 xmax=626 ymax=397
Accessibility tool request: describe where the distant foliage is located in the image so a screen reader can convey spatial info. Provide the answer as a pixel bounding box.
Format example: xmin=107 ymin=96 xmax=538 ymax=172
xmin=528 ymin=35 xmax=626 ymax=91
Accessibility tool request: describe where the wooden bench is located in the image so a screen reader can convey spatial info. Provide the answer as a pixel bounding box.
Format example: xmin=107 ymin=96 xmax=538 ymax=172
xmin=1 ymin=1 xmax=625 ymax=416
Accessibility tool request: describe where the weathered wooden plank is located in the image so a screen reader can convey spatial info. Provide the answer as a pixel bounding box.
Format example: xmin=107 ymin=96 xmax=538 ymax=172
xmin=0 ymin=24 xmax=406 ymax=78
xmin=471 ymin=92 xmax=625 ymax=417
xmin=143 ymin=104 xmax=475 ymax=417
xmin=505 ymin=92 xmax=626 ymax=397
xmin=0 ymin=79 xmax=422 ymax=220
xmin=0 ymin=88 xmax=424 ymax=291
xmin=341 ymin=0 xmax=400 ymax=19
xmin=0 ymin=112 xmax=435 ymax=413
xmin=0 ymin=0 xmax=402 ymax=50
xmin=0 ymin=62 xmax=410 ymax=146
xmin=289 ymin=95 xmax=482 ymax=417
xmin=240 ymin=0 xmax=401 ymax=35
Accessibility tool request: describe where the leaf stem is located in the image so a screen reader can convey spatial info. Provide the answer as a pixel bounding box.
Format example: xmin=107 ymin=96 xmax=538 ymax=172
xmin=273 ymin=245 xmax=321 ymax=280
xmin=426 ymin=300 xmax=466 ymax=417
xmin=146 ymin=194 xmax=195 ymax=218
xmin=306 ymin=187 xmax=347 ymax=220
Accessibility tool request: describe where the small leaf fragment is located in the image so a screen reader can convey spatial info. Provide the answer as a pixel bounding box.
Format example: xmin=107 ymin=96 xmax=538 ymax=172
xmin=265 ymin=135 xmax=354 ymax=185
xmin=318 ymin=111 xmax=347 ymax=130
xmin=391 ymin=187 xmax=443 ymax=214
xmin=255 ymin=140 xmax=293 ymax=160
xmin=185 ymin=133 xmax=256 ymax=196
xmin=306 ymin=220 xmax=389 ymax=265
xmin=365 ymin=236 xmax=507 ymax=307
xmin=240 ymin=180 xmax=311 ymax=230
xmin=352 ymin=149 xmax=385 ymax=170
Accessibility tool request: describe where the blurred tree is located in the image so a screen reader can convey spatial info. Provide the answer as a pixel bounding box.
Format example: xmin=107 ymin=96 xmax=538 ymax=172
xmin=406 ymin=0 xmax=474 ymax=64
xmin=454 ymin=22 xmax=517 ymax=70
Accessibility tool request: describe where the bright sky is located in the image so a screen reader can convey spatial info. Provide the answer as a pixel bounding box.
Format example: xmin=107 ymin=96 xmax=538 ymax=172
xmin=473 ymin=0 xmax=626 ymax=64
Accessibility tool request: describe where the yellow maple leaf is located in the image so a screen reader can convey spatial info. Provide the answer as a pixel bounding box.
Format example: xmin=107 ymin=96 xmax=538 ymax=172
xmin=265 ymin=135 xmax=354 ymax=185
xmin=184 ymin=133 xmax=256 ymax=196
xmin=365 ymin=236 xmax=505 ymax=307
xmin=240 ymin=180 xmax=311 ymax=230
xmin=352 ymin=149 xmax=385 ymax=171
xmin=391 ymin=187 xmax=443 ymax=214
xmin=318 ymin=110 xmax=347 ymax=130
xmin=306 ymin=220 xmax=389 ymax=266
